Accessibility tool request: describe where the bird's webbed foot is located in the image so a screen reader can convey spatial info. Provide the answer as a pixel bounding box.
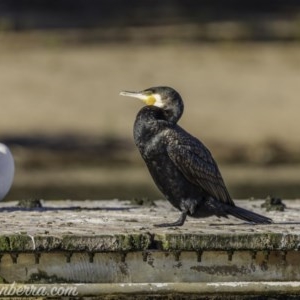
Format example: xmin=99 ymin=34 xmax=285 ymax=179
xmin=154 ymin=212 xmax=187 ymax=227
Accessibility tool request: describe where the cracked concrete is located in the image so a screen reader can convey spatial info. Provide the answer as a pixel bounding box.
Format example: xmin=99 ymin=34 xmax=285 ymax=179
xmin=0 ymin=199 xmax=298 ymax=252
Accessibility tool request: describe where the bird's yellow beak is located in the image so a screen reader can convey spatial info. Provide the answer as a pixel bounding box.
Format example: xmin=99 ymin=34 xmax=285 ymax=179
xmin=119 ymin=91 xmax=156 ymax=106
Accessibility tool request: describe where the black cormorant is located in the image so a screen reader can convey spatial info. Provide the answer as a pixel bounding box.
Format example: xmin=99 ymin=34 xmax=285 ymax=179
xmin=120 ymin=87 xmax=273 ymax=227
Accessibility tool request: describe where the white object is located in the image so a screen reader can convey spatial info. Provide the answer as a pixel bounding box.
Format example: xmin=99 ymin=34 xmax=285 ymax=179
xmin=0 ymin=143 xmax=14 ymax=200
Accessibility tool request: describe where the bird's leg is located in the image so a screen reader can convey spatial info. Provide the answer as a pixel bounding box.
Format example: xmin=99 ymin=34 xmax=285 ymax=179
xmin=154 ymin=211 xmax=187 ymax=227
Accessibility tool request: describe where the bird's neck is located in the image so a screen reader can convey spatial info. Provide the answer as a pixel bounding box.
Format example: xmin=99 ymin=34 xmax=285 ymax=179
xmin=163 ymin=108 xmax=180 ymax=124
xmin=162 ymin=102 xmax=183 ymax=124
xmin=133 ymin=107 xmax=168 ymax=150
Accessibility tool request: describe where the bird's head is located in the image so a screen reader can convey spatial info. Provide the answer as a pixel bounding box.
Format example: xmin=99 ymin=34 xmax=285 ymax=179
xmin=120 ymin=86 xmax=184 ymax=123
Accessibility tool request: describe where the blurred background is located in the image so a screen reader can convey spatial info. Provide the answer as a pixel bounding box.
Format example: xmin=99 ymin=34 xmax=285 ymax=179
xmin=1 ymin=0 xmax=300 ymax=201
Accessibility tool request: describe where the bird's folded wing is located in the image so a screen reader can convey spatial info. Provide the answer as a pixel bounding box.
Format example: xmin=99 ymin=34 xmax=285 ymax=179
xmin=167 ymin=143 xmax=235 ymax=206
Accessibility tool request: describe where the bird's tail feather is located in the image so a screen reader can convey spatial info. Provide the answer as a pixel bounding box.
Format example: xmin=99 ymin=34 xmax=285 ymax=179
xmin=226 ymin=205 xmax=273 ymax=224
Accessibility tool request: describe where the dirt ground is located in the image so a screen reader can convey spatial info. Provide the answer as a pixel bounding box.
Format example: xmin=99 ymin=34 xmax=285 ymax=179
xmin=0 ymin=36 xmax=299 ymax=200
xmin=1 ymin=40 xmax=299 ymax=146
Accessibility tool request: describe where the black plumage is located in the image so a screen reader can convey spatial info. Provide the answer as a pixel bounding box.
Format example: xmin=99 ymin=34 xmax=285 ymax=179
xmin=120 ymin=86 xmax=273 ymax=227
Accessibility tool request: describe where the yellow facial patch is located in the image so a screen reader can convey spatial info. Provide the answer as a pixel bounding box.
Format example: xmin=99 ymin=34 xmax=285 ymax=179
xmin=143 ymin=95 xmax=156 ymax=106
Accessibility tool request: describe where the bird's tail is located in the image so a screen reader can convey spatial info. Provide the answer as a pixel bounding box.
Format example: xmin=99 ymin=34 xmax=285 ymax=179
xmin=226 ymin=205 xmax=273 ymax=224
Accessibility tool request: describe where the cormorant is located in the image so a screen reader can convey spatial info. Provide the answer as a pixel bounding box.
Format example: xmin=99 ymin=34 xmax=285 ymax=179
xmin=120 ymin=87 xmax=272 ymax=227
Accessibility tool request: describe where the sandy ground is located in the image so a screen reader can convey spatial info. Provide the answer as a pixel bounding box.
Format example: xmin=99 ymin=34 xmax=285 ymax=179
xmin=0 ymin=42 xmax=299 ymax=147
xmin=0 ymin=38 xmax=299 ymax=200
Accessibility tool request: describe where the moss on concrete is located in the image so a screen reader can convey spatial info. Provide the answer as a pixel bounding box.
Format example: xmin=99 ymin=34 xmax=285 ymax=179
xmin=154 ymin=233 xmax=300 ymax=251
xmin=34 ymin=235 xmax=62 ymax=251
xmin=7 ymin=234 xmax=34 ymax=251
xmin=0 ymin=236 xmax=10 ymax=252
xmin=117 ymin=234 xmax=152 ymax=251
xmin=261 ymin=196 xmax=286 ymax=212
xmin=17 ymin=199 xmax=43 ymax=209
xmin=0 ymin=234 xmax=151 ymax=252
xmin=59 ymin=233 xmax=152 ymax=252
xmin=0 ymin=232 xmax=300 ymax=252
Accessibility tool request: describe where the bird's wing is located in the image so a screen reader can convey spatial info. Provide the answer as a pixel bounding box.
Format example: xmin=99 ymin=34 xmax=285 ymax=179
xmin=167 ymin=138 xmax=235 ymax=206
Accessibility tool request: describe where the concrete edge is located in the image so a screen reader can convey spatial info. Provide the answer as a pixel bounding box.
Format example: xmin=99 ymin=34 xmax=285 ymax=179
xmin=1 ymin=231 xmax=300 ymax=252
xmin=0 ymin=282 xmax=300 ymax=297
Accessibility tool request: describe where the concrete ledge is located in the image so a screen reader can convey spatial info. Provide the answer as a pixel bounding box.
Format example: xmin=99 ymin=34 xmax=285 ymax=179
xmin=0 ymin=199 xmax=299 ymax=298
xmin=0 ymin=282 xmax=300 ymax=298
xmin=1 ymin=231 xmax=300 ymax=252
xmin=0 ymin=199 xmax=297 ymax=252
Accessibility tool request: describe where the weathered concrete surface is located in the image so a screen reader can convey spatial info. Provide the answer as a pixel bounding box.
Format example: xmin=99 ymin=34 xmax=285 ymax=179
xmin=0 ymin=199 xmax=299 ymax=298
xmin=0 ymin=199 xmax=298 ymax=252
